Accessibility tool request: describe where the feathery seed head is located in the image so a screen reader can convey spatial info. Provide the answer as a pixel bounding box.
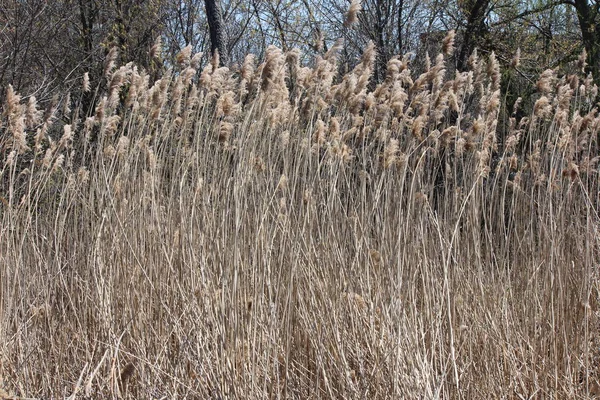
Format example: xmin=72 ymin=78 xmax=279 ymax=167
xmin=536 ymin=69 xmax=555 ymax=94
xmin=117 ymin=136 xmax=130 ymax=156
xmin=329 ymin=117 xmax=341 ymax=140
xmin=4 ymin=86 xmax=29 ymax=154
xmin=59 ymin=124 xmax=73 ymax=148
xmin=505 ymin=132 xmax=521 ymax=152
xmin=146 ymin=148 xmax=157 ymax=170
xmin=344 ymin=0 xmax=362 ymax=28
xmin=512 ymin=97 xmax=522 ymax=116
xmin=314 ymin=119 xmax=326 ymax=145
xmin=181 ymin=67 xmax=197 ymax=85
xmin=216 ymin=91 xmax=237 ymax=117
xmin=533 ymin=96 xmax=551 ymax=119
xmin=510 ymin=48 xmax=521 ymax=69
xmin=25 ymin=96 xmax=41 ymax=128
xmin=563 ymin=161 xmax=579 ymax=180
xmin=199 ymin=63 xmax=214 ymax=89
xmin=472 ymin=117 xmax=485 ymax=136
xmin=104 ymin=47 xmax=118 ymax=78
xmin=487 ymin=52 xmax=500 ymax=91
xmin=5 ymin=85 xmax=20 ymax=116
xmin=176 ymin=45 xmax=192 ymax=67
xmin=411 ymin=115 xmax=425 ymax=140
xmin=468 ymin=48 xmax=479 ymax=70
xmin=400 ymin=53 xmax=413 ymax=72
xmin=577 ymin=49 xmax=587 ymax=73
xmin=455 ymin=137 xmax=466 ymax=156
xmin=442 ymin=30 xmax=455 ymax=56
xmin=4 ymin=150 xmax=17 ymax=167
xmin=260 ymin=46 xmax=285 ymax=93
xmin=485 ymin=89 xmax=500 ymax=114
xmin=241 ymin=54 xmax=256 ymax=81
xmin=383 ymin=138 xmax=399 ymax=168
xmin=150 ymin=36 xmax=162 ymax=59
xmin=191 ymin=52 xmax=203 ymax=70
xmin=42 ymin=148 xmax=53 ymax=169
xmin=448 ymin=90 xmax=459 ymax=112
xmin=508 ymin=154 xmax=518 ymax=171
xmin=364 ymin=92 xmax=376 ymax=110
xmin=477 ymin=148 xmax=491 ymax=176
xmin=77 ymin=166 xmax=89 ymax=185
xmin=361 ymin=42 xmax=377 ymax=69
xmin=286 ymin=48 xmax=300 ymax=69
xmin=386 ymin=57 xmax=401 ymax=78
xmin=568 ymin=74 xmax=579 ymax=91
xmin=52 ymin=154 xmax=65 ymax=173
xmin=103 ymin=115 xmax=121 ymax=136
xmin=83 ymin=72 xmax=91 ymax=92
xmin=95 ymin=97 xmax=107 ymax=121
xmin=218 ymin=121 xmax=234 ymax=143
xmin=279 ymin=130 xmax=290 ymax=148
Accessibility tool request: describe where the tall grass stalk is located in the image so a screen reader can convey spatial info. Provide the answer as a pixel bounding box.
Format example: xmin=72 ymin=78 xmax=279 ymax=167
xmin=1 ymin=33 xmax=599 ymax=398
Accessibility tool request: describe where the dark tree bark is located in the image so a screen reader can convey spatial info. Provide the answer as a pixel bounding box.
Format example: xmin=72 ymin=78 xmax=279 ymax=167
xmin=204 ymin=0 xmax=228 ymax=66
xmin=397 ymin=0 xmax=404 ymax=55
xmin=572 ymin=0 xmax=600 ymax=82
xmin=374 ymin=0 xmax=386 ymax=82
xmin=457 ymin=0 xmax=490 ymax=70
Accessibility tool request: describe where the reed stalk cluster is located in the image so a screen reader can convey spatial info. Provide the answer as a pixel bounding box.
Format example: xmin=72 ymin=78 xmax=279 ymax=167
xmin=1 ymin=31 xmax=599 ymax=398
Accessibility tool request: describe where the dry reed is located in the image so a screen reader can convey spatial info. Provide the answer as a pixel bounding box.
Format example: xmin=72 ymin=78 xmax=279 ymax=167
xmin=0 ymin=34 xmax=599 ymax=400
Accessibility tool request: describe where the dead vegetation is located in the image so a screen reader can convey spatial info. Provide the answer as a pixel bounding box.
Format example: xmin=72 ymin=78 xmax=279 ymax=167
xmin=0 ymin=32 xmax=599 ymax=398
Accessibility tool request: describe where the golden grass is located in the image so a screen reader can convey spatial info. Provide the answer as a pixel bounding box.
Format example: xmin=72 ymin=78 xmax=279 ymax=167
xmin=1 ymin=36 xmax=599 ymax=398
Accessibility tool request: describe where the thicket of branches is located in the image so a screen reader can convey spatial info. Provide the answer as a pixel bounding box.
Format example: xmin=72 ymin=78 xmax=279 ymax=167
xmin=1 ymin=0 xmax=599 ymax=104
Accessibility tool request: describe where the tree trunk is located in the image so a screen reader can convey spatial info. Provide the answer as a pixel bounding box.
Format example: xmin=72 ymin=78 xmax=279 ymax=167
xmin=573 ymin=0 xmax=600 ymax=82
xmin=457 ymin=0 xmax=490 ymax=70
xmin=397 ymin=0 xmax=404 ymax=55
xmin=204 ymin=0 xmax=228 ymax=66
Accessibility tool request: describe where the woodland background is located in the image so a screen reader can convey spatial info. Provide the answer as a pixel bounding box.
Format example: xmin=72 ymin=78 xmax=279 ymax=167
xmin=2 ymin=0 xmax=600 ymax=103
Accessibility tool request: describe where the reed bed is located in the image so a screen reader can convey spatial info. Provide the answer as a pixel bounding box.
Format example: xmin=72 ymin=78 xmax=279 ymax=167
xmin=1 ymin=34 xmax=599 ymax=398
